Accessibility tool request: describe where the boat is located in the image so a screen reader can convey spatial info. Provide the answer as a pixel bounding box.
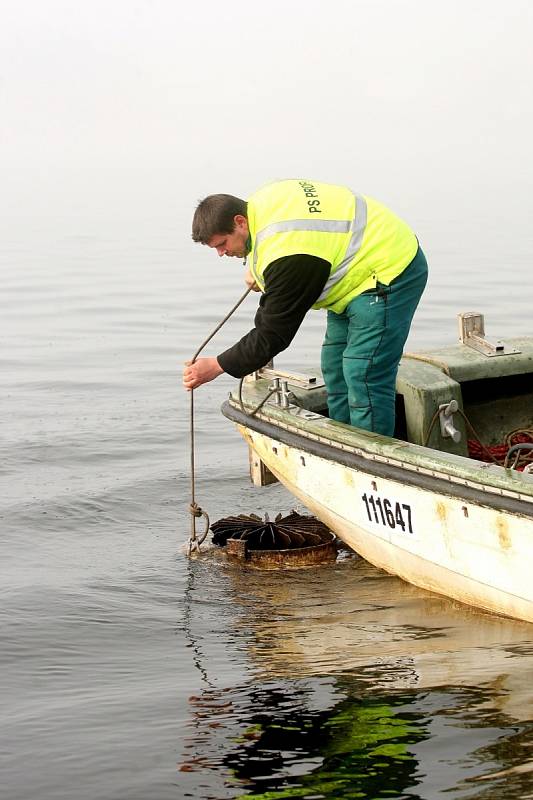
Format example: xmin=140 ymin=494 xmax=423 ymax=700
xmin=221 ymin=312 xmax=533 ymax=623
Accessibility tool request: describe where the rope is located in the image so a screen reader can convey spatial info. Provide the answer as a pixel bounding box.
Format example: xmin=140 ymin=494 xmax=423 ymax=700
xmin=503 ymin=441 xmax=533 ymax=470
xmin=402 ymin=352 xmax=452 ymax=376
xmin=190 ymin=287 xmax=253 ymax=364
xmin=238 ymin=377 xmax=282 ymax=417
xmin=188 ymin=287 xmax=253 ymax=555
xmin=423 ymin=408 xmax=533 ymax=471
xmin=501 ymin=429 xmax=533 ymax=469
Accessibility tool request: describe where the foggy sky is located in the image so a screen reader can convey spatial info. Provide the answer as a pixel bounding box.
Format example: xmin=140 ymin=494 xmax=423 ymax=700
xmin=2 ymin=0 xmax=533 ymax=233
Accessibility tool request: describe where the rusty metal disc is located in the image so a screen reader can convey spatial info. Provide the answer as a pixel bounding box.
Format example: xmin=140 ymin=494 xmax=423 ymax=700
xmin=210 ymin=511 xmax=337 ymax=568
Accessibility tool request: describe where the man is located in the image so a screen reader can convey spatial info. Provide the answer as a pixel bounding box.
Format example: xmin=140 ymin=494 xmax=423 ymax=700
xmin=183 ymin=179 xmax=427 ymax=436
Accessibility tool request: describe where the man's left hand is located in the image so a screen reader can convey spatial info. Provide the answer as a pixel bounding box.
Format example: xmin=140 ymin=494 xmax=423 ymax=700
xmin=244 ymin=268 xmax=261 ymax=292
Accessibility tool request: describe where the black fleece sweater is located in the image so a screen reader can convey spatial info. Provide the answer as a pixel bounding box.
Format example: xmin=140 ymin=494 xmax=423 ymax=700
xmin=217 ymin=255 xmax=330 ymax=378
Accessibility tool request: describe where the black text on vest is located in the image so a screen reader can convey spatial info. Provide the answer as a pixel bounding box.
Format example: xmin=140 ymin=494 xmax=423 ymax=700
xmin=298 ymin=180 xmax=322 ymax=213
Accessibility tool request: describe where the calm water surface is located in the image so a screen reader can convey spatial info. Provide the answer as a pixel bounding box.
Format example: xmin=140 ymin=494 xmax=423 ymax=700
xmin=2 ymin=197 xmax=533 ymax=799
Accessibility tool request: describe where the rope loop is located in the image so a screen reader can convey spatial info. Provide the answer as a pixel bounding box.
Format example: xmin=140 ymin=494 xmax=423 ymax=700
xmin=187 ymin=505 xmax=210 ymax=555
xmin=189 ymin=502 xmax=203 ymax=518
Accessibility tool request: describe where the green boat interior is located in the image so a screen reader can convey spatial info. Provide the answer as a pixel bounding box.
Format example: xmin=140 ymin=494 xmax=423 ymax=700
xmin=395 ymin=338 xmax=533 ymax=461
xmin=236 ymin=315 xmax=533 ymax=473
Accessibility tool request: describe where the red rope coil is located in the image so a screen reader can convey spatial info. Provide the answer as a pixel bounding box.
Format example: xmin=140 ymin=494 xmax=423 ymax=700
xmin=467 ymin=430 xmax=533 ymax=470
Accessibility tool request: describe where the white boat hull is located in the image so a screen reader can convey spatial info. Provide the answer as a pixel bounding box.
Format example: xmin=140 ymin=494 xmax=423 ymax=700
xmin=240 ymin=425 xmax=533 ymax=623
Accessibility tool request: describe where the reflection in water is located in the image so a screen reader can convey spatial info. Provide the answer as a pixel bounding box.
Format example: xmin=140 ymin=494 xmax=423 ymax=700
xmin=179 ymin=550 xmax=533 ymax=799
xmin=220 ymin=683 xmax=428 ymax=798
xmin=180 ymin=678 xmax=533 ymax=799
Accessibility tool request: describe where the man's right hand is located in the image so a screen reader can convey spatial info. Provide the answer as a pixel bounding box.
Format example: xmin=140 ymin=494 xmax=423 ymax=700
xmin=183 ymin=357 xmax=224 ymax=390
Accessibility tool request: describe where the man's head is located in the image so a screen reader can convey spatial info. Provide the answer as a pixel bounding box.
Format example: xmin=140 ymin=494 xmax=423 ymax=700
xmin=192 ymin=194 xmax=249 ymax=258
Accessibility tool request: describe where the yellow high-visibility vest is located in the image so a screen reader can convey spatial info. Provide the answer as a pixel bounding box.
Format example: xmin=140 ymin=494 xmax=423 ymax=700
xmin=247 ymin=180 xmax=418 ymax=313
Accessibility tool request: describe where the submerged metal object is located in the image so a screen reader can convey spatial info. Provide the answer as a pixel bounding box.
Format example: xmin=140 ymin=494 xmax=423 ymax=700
xmin=211 ymin=511 xmax=338 ymax=568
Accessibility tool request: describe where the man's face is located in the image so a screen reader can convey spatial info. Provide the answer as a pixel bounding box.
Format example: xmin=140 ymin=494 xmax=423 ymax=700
xmin=207 ymin=214 xmax=249 ymax=258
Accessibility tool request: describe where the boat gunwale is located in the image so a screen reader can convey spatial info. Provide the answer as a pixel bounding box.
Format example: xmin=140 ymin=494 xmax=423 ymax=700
xmin=226 ymin=385 xmax=533 ymax=499
xmin=222 ymin=399 xmax=533 ymax=519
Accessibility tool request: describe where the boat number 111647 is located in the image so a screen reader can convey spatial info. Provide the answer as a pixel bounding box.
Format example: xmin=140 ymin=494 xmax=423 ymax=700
xmin=361 ymin=493 xmax=414 ymax=534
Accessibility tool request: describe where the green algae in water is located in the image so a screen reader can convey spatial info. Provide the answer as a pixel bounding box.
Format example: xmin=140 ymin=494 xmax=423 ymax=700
xmin=231 ymin=692 xmax=426 ymax=799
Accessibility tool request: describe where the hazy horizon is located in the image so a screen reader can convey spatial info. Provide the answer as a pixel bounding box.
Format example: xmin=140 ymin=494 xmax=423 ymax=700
xmin=2 ymin=1 xmax=532 ymax=235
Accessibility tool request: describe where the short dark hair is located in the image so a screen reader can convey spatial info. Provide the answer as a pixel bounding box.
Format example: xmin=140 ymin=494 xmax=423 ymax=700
xmin=192 ymin=194 xmax=247 ymax=244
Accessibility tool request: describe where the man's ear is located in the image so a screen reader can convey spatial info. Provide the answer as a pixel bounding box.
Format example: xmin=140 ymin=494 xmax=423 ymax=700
xmin=233 ymin=214 xmax=248 ymax=231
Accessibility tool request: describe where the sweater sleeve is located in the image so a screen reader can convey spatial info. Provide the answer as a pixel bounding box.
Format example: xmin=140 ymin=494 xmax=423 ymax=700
xmin=217 ymin=255 xmax=330 ymax=378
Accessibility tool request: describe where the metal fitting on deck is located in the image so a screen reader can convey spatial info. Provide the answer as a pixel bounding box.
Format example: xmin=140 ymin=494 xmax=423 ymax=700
xmin=458 ymin=312 xmax=520 ymax=357
xmin=439 ymin=400 xmax=462 ymax=443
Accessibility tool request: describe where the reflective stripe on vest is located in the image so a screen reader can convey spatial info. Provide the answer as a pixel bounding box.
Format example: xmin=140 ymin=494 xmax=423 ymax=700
xmin=251 ymin=192 xmax=368 ymax=302
xmin=317 ymin=193 xmax=367 ymax=302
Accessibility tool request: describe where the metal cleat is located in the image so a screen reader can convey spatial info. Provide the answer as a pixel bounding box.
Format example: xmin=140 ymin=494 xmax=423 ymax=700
xmin=458 ymin=312 xmax=520 ymax=357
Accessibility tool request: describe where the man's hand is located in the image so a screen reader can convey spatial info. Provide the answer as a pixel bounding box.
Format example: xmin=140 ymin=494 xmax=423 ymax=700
xmin=244 ymin=268 xmax=261 ymax=292
xmin=183 ymin=357 xmax=224 ymax=391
